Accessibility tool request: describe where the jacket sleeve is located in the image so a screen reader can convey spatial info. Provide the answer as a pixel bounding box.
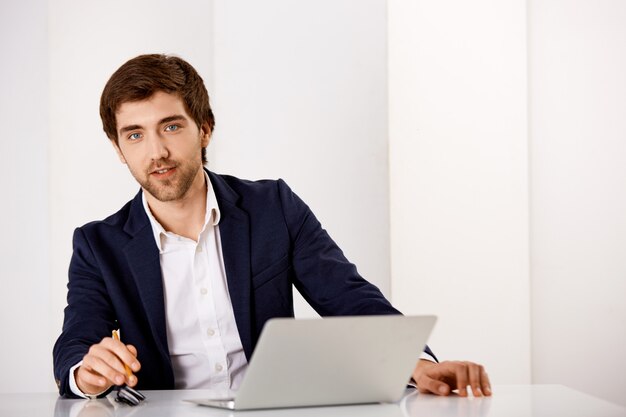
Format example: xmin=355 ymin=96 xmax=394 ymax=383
xmin=53 ymin=227 xmax=116 ymax=398
xmin=276 ymin=179 xmax=437 ymax=361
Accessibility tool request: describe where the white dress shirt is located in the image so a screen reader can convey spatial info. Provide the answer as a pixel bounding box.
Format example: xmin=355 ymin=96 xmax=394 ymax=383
xmin=142 ymin=171 xmax=247 ymax=390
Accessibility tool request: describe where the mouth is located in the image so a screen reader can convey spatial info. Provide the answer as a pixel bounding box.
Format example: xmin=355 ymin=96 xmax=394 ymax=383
xmin=150 ymin=166 xmax=176 ymax=178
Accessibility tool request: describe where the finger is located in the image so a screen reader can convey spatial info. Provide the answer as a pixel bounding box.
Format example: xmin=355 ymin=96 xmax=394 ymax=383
xmin=88 ymin=339 xmax=141 ymax=388
xmin=84 ymin=356 xmax=125 ymax=386
xmin=88 ymin=344 xmax=129 ymax=376
xmin=125 ymin=345 xmax=141 ymax=372
xmin=468 ymin=363 xmax=483 ymax=397
xmin=76 ymin=366 xmax=110 ymax=392
xmin=417 ymin=373 xmax=451 ymax=396
xmin=101 ymin=338 xmax=141 ymax=373
xmin=455 ymin=363 xmax=469 ymax=397
xmin=481 ymin=368 xmax=492 ymax=396
xmin=83 ymin=353 xmax=127 ymax=386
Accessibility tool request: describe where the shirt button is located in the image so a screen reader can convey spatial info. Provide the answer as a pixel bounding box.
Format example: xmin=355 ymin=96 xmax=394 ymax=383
xmin=207 ymin=328 xmax=215 ymax=337
xmin=196 ymin=245 xmax=202 ymax=253
xmin=200 ymin=288 xmax=208 ymax=295
xmin=215 ymin=363 xmax=223 ymax=372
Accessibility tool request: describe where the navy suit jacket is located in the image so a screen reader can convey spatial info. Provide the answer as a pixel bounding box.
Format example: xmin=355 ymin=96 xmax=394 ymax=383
xmin=53 ymin=170 xmax=435 ymax=397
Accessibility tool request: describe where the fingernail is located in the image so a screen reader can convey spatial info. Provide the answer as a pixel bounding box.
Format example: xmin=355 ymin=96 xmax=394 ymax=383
xmin=115 ymin=376 xmax=124 ymax=385
xmin=439 ymin=386 xmax=448 ymax=395
xmin=132 ymin=362 xmax=140 ymax=371
xmin=485 ymin=387 xmax=492 ymax=395
xmin=129 ymin=376 xmax=137 ymax=385
xmin=475 ymin=387 xmax=483 ymax=397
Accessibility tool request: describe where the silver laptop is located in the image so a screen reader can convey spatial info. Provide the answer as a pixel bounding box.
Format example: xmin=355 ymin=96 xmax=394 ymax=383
xmin=186 ymin=315 xmax=436 ymax=410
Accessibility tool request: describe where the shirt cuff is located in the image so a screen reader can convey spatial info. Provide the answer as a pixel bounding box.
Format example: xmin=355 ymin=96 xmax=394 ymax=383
xmin=420 ymin=350 xmax=437 ymax=363
xmin=69 ymin=361 xmax=108 ymax=399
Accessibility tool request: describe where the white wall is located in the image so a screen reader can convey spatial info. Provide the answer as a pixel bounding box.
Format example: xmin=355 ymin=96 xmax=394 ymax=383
xmin=529 ymin=0 xmax=626 ymax=407
xmin=0 ymin=0 xmax=51 ymax=394
xmin=388 ymin=0 xmax=531 ymax=384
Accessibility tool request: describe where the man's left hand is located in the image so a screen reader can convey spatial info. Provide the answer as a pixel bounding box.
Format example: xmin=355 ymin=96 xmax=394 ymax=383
xmin=412 ymin=359 xmax=492 ymax=397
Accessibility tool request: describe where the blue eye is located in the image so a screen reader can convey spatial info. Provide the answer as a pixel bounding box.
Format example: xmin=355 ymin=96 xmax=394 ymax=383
xmin=129 ymin=133 xmax=142 ymax=140
xmin=165 ymin=124 xmax=179 ymax=132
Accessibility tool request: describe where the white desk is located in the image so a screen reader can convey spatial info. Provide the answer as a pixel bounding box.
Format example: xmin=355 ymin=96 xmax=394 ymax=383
xmin=1 ymin=385 xmax=624 ymax=417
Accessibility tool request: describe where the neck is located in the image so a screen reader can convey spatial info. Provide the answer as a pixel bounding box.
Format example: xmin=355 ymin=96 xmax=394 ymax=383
xmin=144 ymin=168 xmax=207 ymax=241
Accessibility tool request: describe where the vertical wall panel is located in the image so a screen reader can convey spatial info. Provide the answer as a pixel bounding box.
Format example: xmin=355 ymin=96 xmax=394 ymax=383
xmin=388 ymin=0 xmax=531 ymax=383
xmin=0 ymin=0 xmax=50 ymax=393
xmin=529 ymin=0 xmax=626 ymax=406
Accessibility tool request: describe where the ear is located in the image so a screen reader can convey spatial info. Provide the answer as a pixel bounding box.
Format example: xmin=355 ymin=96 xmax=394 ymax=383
xmin=200 ymin=122 xmax=212 ymax=148
xmin=110 ymin=139 xmax=127 ymax=164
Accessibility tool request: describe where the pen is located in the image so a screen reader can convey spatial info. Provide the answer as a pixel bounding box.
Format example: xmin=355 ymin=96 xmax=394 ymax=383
xmin=112 ymin=329 xmax=133 ymax=379
xmin=111 ymin=328 xmax=146 ymax=406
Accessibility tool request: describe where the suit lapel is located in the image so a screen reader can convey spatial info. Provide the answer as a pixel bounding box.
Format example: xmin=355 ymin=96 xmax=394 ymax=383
xmin=122 ymin=191 xmax=171 ymax=365
xmin=209 ymin=171 xmax=254 ymax=360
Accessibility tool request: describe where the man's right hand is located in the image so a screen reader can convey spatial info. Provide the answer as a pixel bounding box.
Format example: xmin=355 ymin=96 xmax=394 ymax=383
xmin=75 ymin=337 xmax=141 ymax=396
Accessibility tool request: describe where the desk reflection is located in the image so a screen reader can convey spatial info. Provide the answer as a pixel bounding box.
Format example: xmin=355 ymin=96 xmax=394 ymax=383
xmin=401 ymin=390 xmax=492 ymax=417
xmin=54 ymin=391 xmax=405 ymax=417
xmin=54 ymin=395 xmax=151 ymax=417
xmin=49 ymin=386 xmax=626 ymax=417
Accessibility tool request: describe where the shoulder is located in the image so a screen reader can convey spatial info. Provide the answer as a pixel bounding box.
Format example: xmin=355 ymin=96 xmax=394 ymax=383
xmin=213 ymin=172 xmax=287 ymax=193
xmin=75 ymin=191 xmax=142 ymax=239
xmin=209 ymin=171 xmax=310 ymax=223
xmin=209 ymin=171 xmax=295 ymax=205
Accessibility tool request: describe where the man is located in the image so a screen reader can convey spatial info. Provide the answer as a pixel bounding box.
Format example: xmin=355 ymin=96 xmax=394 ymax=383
xmin=53 ymin=54 xmax=491 ymax=399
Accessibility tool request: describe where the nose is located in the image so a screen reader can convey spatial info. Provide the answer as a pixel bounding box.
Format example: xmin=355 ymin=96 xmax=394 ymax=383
xmin=147 ymin=133 xmax=169 ymax=161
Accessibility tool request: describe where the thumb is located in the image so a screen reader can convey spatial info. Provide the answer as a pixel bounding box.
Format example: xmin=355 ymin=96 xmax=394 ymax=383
xmin=417 ymin=373 xmax=451 ymax=396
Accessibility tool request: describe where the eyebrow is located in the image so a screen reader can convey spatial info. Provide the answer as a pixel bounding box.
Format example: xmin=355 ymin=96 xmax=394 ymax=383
xmin=119 ymin=114 xmax=187 ymax=134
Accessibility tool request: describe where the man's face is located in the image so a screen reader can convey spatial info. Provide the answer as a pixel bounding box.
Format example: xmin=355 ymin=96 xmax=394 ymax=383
xmin=113 ymin=91 xmax=210 ymax=202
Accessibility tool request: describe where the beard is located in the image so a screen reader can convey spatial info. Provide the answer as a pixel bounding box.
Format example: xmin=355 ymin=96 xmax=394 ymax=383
xmin=130 ymin=157 xmax=203 ymax=202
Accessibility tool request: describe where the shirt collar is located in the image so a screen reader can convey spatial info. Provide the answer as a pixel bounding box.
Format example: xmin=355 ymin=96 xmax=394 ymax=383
xmin=141 ymin=170 xmax=221 ymax=252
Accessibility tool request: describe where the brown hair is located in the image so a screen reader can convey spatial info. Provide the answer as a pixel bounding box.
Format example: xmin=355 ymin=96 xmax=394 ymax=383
xmin=99 ymin=54 xmax=214 ymax=163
